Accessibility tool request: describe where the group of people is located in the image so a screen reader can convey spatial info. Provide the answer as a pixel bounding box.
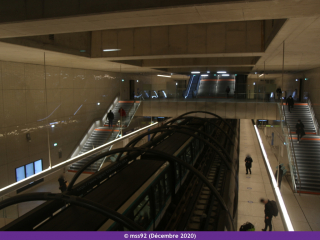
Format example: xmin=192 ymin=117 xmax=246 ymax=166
xmin=106 ymin=107 xmax=127 ymax=128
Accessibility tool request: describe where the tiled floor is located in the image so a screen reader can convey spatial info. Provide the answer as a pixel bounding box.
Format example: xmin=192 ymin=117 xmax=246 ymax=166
xmin=238 ymin=119 xmax=285 ymax=231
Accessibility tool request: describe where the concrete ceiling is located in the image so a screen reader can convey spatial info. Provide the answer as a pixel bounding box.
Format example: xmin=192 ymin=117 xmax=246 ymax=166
xmin=0 ymin=0 xmax=319 ymax=77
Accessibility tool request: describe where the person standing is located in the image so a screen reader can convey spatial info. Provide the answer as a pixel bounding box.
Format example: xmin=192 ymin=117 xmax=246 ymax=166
xmin=296 ymin=119 xmax=305 ymax=143
xmin=286 ymin=95 xmax=294 ymax=113
xmin=276 ymin=87 xmax=282 ymax=101
xmin=260 ymin=198 xmax=273 ymax=231
xmin=107 ymin=110 xmax=114 ymax=128
xmin=58 ymin=174 xmax=68 ymax=193
xmin=245 ymin=155 xmax=253 ymax=174
xmin=226 ymin=86 xmax=230 ymax=98
xmin=118 ymin=107 xmax=127 ymax=128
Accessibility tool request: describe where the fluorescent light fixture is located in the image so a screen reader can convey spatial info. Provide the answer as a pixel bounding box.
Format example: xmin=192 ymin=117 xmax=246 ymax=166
xmin=217 ymin=71 xmax=226 ymax=74
xmin=259 ymin=74 xmax=264 ymax=77
xmin=54 ymin=143 xmax=58 ymax=147
xmin=254 ymin=125 xmax=294 ymax=231
xmin=201 ymin=74 xmax=208 ymax=77
xmin=51 ymin=125 xmax=55 ymax=128
xmin=157 ymin=75 xmax=171 ymax=78
xmin=191 ymin=71 xmax=200 ymax=74
xmin=253 ymin=82 xmax=256 ymax=85
xmin=295 ymin=79 xmax=298 ymax=81
xmin=97 ymin=103 xmax=100 ymax=106
xmin=176 ymin=83 xmax=178 ymax=85
xmin=207 ymin=71 xmax=210 ymax=73
xmin=103 ymin=49 xmax=121 ymax=52
xmin=137 ymin=80 xmax=139 ymax=82
xmin=221 ymin=74 xmax=230 ymax=77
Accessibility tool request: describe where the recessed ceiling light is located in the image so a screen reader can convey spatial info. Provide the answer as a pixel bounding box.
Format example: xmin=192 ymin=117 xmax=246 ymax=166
xmin=103 ymin=49 xmax=121 ymax=52
xmin=217 ymin=71 xmax=226 ymax=74
xmin=191 ymin=71 xmax=200 ymax=74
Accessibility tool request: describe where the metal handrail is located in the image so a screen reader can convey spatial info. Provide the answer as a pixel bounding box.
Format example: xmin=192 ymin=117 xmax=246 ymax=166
xmin=278 ymin=103 xmax=302 ymax=193
xmin=308 ymin=99 xmax=319 ymax=135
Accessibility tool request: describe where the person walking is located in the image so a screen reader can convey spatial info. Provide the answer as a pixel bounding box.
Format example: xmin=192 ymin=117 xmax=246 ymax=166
xmin=226 ymin=86 xmax=230 ymax=98
xmin=58 ymin=173 xmax=68 ymax=193
xmin=260 ymin=198 xmax=273 ymax=231
xmin=118 ymin=107 xmax=127 ymax=128
xmin=107 ymin=110 xmax=114 ymax=128
xmin=276 ymin=87 xmax=282 ymax=101
xmin=245 ymin=155 xmax=253 ymax=174
xmin=286 ymin=95 xmax=294 ymax=113
xmin=296 ymin=119 xmax=305 ymax=143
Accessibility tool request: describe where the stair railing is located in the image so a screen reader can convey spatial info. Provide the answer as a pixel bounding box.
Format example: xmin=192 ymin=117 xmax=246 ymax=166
xmin=308 ymin=99 xmax=319 ymax=135
xmin=278 ymin=103 xmax=302 ymax=193
xmin=126 ymin=101 xmax=141 ymax=128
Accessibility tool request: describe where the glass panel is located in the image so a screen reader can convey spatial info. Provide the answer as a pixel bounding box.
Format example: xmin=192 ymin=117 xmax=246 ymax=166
xmin=164 ymin=173 xmax=170 ymax=195
xmin=25 ymin=163 xmax=34 ymax=178
xmin=154 ymin=184 xmax=160 ymax=216
xmin=15 ymin=166 xmax=25 ymax=182
xmin=34 ymin=159 xmax=43 ymax=174
xmin=175 ymin=162 xmax=180 ymax=183
xmin=133 ymin=195 xmax=149 ymax=217
xmin=185 ymin=146 xmax=191 ymax=163
xmin=134 ymin=201 xmax=151 ymax=229
xmin=159 ymin=179 xmax=165 ymax=206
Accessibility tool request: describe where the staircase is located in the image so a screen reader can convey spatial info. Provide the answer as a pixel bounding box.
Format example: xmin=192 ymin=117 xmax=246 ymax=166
xmin=284 ymin=103 xmax=320 ymax=194
xmin=105 ymin=101 xmax=135 ymax=128
xmin=185 ymin=75 xmax=201 ymax=99
xmin=68 ymin=101 xmax=139 ymax=173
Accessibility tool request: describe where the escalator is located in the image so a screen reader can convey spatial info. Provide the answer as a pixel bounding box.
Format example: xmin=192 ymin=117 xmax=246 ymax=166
xmin=185 ymin=75 xmax=201 ymax=99
xmin=69 ymin=101 xmax=139 ymax=173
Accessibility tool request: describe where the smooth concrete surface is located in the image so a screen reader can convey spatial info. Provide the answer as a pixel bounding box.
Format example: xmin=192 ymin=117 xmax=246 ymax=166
xmin=238 ymin=119 xmax=284 ymax=231
xmin=137 ymin=101 xmax=279 ymax=120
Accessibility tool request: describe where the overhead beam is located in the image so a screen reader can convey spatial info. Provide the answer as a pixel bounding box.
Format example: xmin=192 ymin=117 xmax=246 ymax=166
xmin=92 ymin=21 xmax=264 ymax=58
xmin=0 ymin=0 xmax=319 ymax=38
xmin=113 ymin=57 xmax=260 ymax=68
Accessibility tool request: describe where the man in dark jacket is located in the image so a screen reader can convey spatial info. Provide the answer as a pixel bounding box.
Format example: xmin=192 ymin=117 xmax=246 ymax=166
xmin=107 ymin=110 xmax=114 ymax=128
xmin=260 ymin=198 xmax=273 ymax=231
xmin=286 ymin=95 xmax=294 ymax=113
xmin=296 ymin=119 xmax=305 ymax=143
xmin=245 ymin=155 xmax=253 ymax=174
xmin=226 ymin=86 xmax=230 ymax=98
xmin=276 ymin=87 xmax=282 ymax=101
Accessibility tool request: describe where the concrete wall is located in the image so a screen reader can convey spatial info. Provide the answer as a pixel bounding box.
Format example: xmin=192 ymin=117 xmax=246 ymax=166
xmin=302 ymin=67 xmax=320 ymax=121
xmin=92 ymin=21 xmax=263 ymax=58
xmin=135 ymin=101 xmax=279 ymax=120
xmin=0 ymin=32 xmax=92 ymax=57
xmin=0 ymin=61 xmax=187 ymax=189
